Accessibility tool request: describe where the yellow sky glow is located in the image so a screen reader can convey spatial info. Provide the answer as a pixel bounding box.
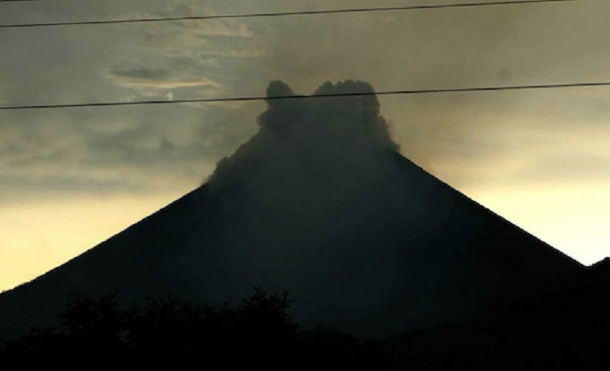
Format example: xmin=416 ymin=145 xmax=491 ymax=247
xmin=0 ymin=193 xmax=184 ymax=292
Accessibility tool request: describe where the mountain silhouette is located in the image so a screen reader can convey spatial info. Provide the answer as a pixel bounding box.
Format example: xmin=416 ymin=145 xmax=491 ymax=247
xmin=0 ymin=80 xmax=587 ymax=340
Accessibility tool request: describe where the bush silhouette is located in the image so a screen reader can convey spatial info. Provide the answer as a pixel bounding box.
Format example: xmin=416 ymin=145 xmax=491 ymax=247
xmin=0 ymin=289 xmax=374 ymax=368
xmin=1 ymin=279 xmax=607 ymax=370
xmin=61 ymin=293 xmax=123 ymax=351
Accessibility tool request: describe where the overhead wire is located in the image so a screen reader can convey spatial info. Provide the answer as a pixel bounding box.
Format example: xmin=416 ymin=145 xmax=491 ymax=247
xmin=0 ymin=1 xmax=606 ymax=111
xmin=0 ymin=0 xmax=595 ymax=29
xmin=1 ymin=82 xmax=607 ymax=110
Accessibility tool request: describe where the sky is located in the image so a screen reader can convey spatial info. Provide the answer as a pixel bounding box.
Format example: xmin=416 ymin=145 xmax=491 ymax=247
xmin=0 ymin=0 xmax=608 ymax=292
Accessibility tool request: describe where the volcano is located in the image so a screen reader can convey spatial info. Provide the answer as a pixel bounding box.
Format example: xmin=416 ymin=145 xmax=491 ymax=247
xmin=0 ymin=80 xmax=586 ymax=340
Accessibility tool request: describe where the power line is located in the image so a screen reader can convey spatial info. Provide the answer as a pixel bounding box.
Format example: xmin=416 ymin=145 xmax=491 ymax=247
xmin=0 ymin=0 xmax=593 ymax=29
xmin=1 ymin=81 xmax=607 ymax=110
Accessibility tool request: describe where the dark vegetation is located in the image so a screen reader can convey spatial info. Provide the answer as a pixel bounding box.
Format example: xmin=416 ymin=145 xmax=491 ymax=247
xmin=1 ymin=260 xmax=608 ymax=370
xmin=383 ymin=259 xmax=610 ymax=370
xmin=0 ymin=289 xmax=377 ymax=369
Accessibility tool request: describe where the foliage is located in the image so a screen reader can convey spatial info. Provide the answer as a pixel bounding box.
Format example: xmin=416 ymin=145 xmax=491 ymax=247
xmin=0 ymin=289 xmax=373 ymax=369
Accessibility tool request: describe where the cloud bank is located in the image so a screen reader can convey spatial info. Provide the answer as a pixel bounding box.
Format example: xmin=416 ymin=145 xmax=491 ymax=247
xmin=107 ymin=67 xmax=219 ymax=90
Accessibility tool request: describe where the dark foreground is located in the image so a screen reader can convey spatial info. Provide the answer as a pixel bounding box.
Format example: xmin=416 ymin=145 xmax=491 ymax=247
xmin=1 ymin=259 xmax=608 ymax=370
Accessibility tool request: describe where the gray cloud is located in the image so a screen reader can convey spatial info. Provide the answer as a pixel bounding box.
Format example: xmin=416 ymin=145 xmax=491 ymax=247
xmin=106 ymin=67 xmax=219 ymax=90
xmin=0 ymin=101 xmax=261 ymax=202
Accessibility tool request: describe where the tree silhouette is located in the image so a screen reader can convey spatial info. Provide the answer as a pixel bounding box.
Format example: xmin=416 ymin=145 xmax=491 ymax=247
xmin=1 ymin=274 xmax=608 ymax=370
xmin=0 ymin=288 xmax=371 ymax=368
xmin=60 ymin=293 xmax=123 ymax=350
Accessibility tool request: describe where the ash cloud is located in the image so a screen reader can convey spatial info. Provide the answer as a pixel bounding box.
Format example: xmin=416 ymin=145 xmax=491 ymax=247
xmin=208 ymin=80 xmax=399 ymax=190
